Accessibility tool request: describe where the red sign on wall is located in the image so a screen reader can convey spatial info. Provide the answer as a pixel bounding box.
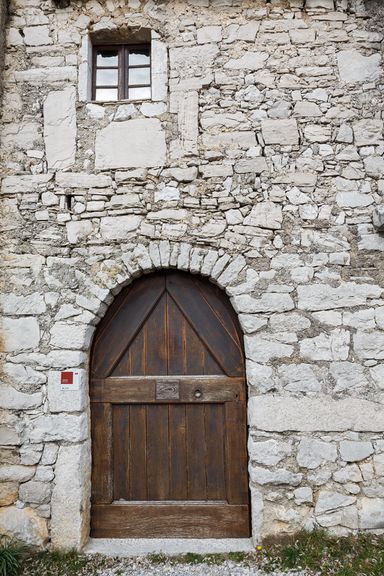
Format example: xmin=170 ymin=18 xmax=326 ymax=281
xmin=59 ymin=370 xmax=80 ymax=391
xmin=61 ymin=371 xmax=74 ymax=385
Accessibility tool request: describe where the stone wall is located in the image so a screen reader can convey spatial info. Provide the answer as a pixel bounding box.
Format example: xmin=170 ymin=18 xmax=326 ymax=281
xmin=0 ymin=0 xmax=8 ymax=99
xmin=1 ymin=0 xmax=384 ymax=548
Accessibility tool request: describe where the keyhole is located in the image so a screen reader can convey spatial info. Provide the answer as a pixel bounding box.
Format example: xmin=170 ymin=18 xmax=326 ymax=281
xmin=194 ymin=389 xmax=202 ymax=399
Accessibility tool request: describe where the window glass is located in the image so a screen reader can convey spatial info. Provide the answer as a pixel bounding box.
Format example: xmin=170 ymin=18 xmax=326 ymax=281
xmin=129 ymin=50 xmax=150 ymax=66
xmin=96 ymin=50 xmax=118 ymax=67
xmin=129 ymin=67 xmax=150 ymax=86
xmin=129 ymin=86 xmax=151 ymax=100
xmin=96 ymin=69 xmax=118 ymax=86
xmin=95 ymin=88 xmax=119 ymax=101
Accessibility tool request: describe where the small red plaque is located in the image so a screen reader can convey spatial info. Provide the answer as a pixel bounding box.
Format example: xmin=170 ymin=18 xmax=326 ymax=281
xmin=61 ymin=371 xmax=74 ymax=385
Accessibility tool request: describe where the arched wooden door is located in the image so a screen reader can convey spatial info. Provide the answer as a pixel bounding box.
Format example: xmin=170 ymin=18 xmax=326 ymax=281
xmin=90 ymin=271 xmax=250 ymax=538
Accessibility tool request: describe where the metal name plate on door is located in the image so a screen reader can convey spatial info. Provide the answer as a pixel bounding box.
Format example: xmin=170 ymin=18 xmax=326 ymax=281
xmin=156 ymin=380 xmax=180 ymax=400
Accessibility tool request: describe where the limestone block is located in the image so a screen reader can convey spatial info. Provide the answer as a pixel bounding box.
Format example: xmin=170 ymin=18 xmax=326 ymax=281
xmin=168 ymin=167 xmax=197 ymax=182
xmin=0 ymin=427 xmax=21 ymax=446
xmin=304 ymin=125 xmax=331 ymax=143
xmin=270 ymin=312 xmax=311 ymax=332
xmin=330 ymin=362 xmax=368 ymax=392
xmin=224 ymin=52 xmax=268 ymax=70
xmin=140 ymin=102 xmax=167 ymax=117
xmin=289 ymin=29 xmax=316 ymax=44
xmin=19 ymin=481 xmax=51 ymax=504
xmin=23 ymin=25 xmax=51 ymax=46
xmin=298 ymin=283 xmax=381 ymax=311
xmin=15 ymin=67 xmax=77 ymax=83
xmin=364 ymin=157 xmax=384 ymax=178
xmin=0 ymin=386 xmax=42 ymax=410
xmin=354 ymin=332 xmax=384 ymax=360
xmin=244 ymin=202 xmax=282 ymax=230
xmin=248 ymin=438 xmax=291 ymax=466
xmin=315 ymin=491 xmax=356 ymax=515
xmin=293 ymin=101 xmax=322 ymax=117
xmin=336 ymin=192 xmax=374 ymax=208
xmin=50 ymin=322 xmax=94 ymax=350
xmin=1 ymin=293 xmax=46 ymax=315
xmin=236 ymin=21 xmax=260 ymax=42
xmin=178 ymin=91 xmax=198 ymax=155
xmin=333 ymin=465 xmax=362 ymax=484
xmin=372 ymin=205 xmax=384 ymax=232
xmin=1 ymin=174 xmax=52 ymax=194
xmin=359 ymin=498 xmax=384 ymax=529
xmin=48 ymin=370 xmax=87 ymax=413
xmin=234 ymin=158 xmax=268 ymax=174
xmin=151 ymin=37 xmax=168 ymax=102
xmin=353 ymin=120 xmax=383 ymax=146
xmin=56 ymin=173 xmax=112 ymax=188
xmin=261 ymin=119 xmax=299 ymax=145
xmin=294 ymin=487 xmax=313 ymax=504
xmin=248 ymin=396 xmax=384 ymax=432
xmin=339 ymin=441 xmax=373 ymax=462
xmin=202 ymin=131 xmax=256 ymax=149
xmin=95 ymin=119 xmax=166 ymax=169
xmin=0 ymin=483 xmax=18 ymax=506
xmin=306 ymin=0 xmax=334 ymax=7
xmin=234 ymin=293 xmax=294 ymax=314
xmin=317 ymin=506 xmax=358 ymax=530
xmin=0 ymin=465 xmax=35 ymax=482
xmin=297 ymin=439 xmax=337 ymax=469
xmin=4 ymin=363 xmax=46 ymax=389
xmin=0 ymin=507 xmax=48 ymax=546
xmin=337 ymin=50 xmax=381 ymax=84
xmin=28 ymin=413 xmax=88 ymax=443
xmin=199 ymin=164 xmax=233 ymax=178
xmin=278 ymin=364 xmax=321 ymax=393
xmin=44 ymin=86 xmax=76 ymax=170
xmin=245 ymin=335 xmax=294 ymax=363
xmin=1 ymin=318 xmax=40 ymax=352
xmin=2 ymin=122 xmax=40 ymax=149
xmin=51 ymin=442 xmax=91 ymax=548
xmin=216 ymin=255 xmax=246 ymax=287
xmin=251 ymin=466 xmax=302 ymax=486
xmin=154 ymin=186 xmax=180 ymax=202
xmin=246 ymin=361 xmax=274 ymax=392
xmin=66 ymin=220 xmax=93 ymax=244
xmin=100 ymin=215 xmax=142 ymax=240
xmin=197 ymin=26 xmax=222 ymax=44
xmin=300 ymin=329 xmax=349 ymax=361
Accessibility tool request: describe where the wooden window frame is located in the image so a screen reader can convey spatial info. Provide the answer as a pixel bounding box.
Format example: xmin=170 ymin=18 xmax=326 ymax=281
xmin=92 ymin=43 xmax=151 ymax=102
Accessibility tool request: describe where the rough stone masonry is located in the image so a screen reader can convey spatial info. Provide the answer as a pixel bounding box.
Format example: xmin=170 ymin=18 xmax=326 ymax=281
xmin=1 ymin=0 xmax=384 ymax=550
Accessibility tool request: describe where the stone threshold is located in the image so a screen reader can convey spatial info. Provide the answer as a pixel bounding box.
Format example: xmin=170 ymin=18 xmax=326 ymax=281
xmin=84 ymin=538 xmax=255 ymax=557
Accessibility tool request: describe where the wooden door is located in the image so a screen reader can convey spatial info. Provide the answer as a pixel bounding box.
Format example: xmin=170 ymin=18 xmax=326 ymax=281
xmin=90 ymin=271 xmax=250 ymax=538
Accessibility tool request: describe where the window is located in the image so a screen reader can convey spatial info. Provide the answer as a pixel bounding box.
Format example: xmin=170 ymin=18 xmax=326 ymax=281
xmin=93 ymin=44 xmax=151 ymax=102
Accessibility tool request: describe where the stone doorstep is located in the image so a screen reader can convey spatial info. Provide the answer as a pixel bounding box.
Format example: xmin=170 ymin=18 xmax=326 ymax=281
xmin=84 ymin=538 xmax=255 ymax=557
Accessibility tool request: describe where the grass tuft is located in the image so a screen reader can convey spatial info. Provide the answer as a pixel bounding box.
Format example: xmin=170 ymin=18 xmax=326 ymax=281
xmin=0 ymin=536 xmax=27 ymax=576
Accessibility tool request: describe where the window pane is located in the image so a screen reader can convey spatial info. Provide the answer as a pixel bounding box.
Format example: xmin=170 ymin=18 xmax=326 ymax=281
xmin=129 ymin=67 xmax=150 ymax=86
xmin=129 ymin=49 xmax=150 ymax=66
xmin=128 ymin=86 xmax=151 ymax=100
xmin=96 ymin=50 xmax=118 ymax=67
xmin=96 ymin=68 xmax=118 ymax=86
xmin=95 ymin=88 xmax=118 ymax=101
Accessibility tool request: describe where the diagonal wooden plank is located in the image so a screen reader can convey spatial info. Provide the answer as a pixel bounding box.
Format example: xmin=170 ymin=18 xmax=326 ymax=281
xmin=91 ymin=274 xmax=165 ymax=378
xmin=166 ymin=273 xmax=244 ymax=376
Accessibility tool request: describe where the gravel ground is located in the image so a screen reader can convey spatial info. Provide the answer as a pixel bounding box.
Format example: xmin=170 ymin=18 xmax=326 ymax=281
xmin=90 ymin=560 xmax=312 ymax=576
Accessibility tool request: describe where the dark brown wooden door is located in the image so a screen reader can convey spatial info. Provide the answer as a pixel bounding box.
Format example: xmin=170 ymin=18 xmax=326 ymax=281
xmin=90 ymin=271 xmax=250 ymax=538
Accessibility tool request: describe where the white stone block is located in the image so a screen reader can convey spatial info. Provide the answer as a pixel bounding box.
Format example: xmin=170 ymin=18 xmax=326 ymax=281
xmin=224 ymin=51 xmax=268 ymax=70
xmin=0 ymin=507 xmax=48 ymax=546
xmin=248 ymin=396 xmax=384 ymax=432
xmin=354 ymin=332 xmax=384 ymax=360
xmin=315 ymin=491 xmax=356 ymax=515
xmin=244 ymin=202 xmax=282 ymax=230
xmin=261 ymin=119 xmax=299 ymax=145
xmin=0 ymin=386 xmax=42 ymax=410
xmin=251 ymin=466 xmax=302 ymax=486
xmin=297 ymin=439 xmax=337 ymax=469
xmin=51 ymin=442 xmax=91 ymax=549
xmin=1 ymin=318 xmax=40 ymax=352
xmin=48 ymin=370 xmax=87 ymax=413
xmin=95 ymin=119 xmax=166 ymax=169
xmin=248 ymin=438 xmax=291 ymax=466
xmin=337 ymin=50 xmax=381 ymax=84
xmin=100 ymin=215 xmax=142 ymax=240
xmin=340 ymin=441 xmax=373 ymax=462
xmin=245 ymin=335 xmax=294 ymax=363
xmin=297 ymin=283 xmax=381 ymax=311
xmin=66 ymin=220 xmax=93 ymax=244
xmin=50 ymin=322 xmax=94 ymax=350
xmin=15 ymin=67 xmax=77 ymax=83
xmin=197 ymin=26 xmax=222 ymax=44
xmin=56 ymin=173 xmax=112 ymax=188
xmin=44 ymin=86 xmax=76 ymax=171
xmin=353 ymin=119 xmax=383 ymax=146
xmin=234 ymin=293 xmax=294 ymax=314
xmin=300 ymin=329 xmax=349 ymax=361
xmin=28 ymin=413 xmax=88 ymax=443
xmin=23 ymin=25 xmax=52 ymax=46
xmin=278 ymin=364 xmax=321 ymax=393
xmin=178 ymin=91 xmax=198 ymax=155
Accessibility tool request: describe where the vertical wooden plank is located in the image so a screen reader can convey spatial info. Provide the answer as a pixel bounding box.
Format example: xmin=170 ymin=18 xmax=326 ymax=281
xmin=145 ymin=295 xmax=167 ymax=376
xmin=129 ymin=405 xmax=147 ymax=500
xmin=205 ymin=403 xmax=226 ymax=501
xmin=186 ymin=404 xmax=207 ymax=500
xmin=146 ymin=404 xmax=169 ymax=500
xmin=167 ymin=295 xmax=185 ymax=375
xmin=129 ymin=329 xmax=146 ymax=376
xmin=225 ymin=400 xmax=249 ymax=505
xmin=91 ymin=402 xmax=113 ymax=504
xmin=169 ymin=404 xmax=187 ymax=500
xmin=113 ymin=404 xmax=130 ymax=501
xmin=185 ymin=324 xmax=205 ymax=375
